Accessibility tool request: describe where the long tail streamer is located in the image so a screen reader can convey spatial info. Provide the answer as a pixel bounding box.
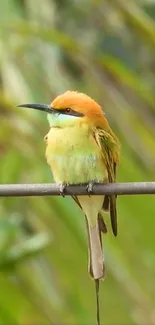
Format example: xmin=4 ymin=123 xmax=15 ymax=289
xmin=95 ymin=279 xmax=100 ymax=325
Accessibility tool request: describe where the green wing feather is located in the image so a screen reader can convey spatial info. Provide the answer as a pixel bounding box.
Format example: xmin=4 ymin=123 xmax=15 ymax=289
xmin=94 ymin=128 xmax=120 ymax=236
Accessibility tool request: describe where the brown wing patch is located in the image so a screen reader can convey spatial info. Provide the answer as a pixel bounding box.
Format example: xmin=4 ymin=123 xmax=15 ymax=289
xmin=94 ymin=128 xmax=120 ymax=236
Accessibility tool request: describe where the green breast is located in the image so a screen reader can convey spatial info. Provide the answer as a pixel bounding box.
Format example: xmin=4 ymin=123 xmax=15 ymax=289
xmin=46 ymin=124 xmax=107 ymax=184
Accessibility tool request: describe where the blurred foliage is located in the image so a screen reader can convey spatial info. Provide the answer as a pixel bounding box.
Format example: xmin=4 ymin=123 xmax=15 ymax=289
xmin=0 ymin=0 xmax=155 ymax=324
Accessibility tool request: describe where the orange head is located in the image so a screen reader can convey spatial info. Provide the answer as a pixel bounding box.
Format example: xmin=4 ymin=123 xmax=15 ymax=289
xmin=51 ymin=91 xmax=109 ymax=128
xmin=17 ymin=90 xmax=109 ymax=129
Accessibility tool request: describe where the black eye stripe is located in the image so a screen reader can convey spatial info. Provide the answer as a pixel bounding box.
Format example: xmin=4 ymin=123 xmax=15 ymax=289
xmin=56 ymin=108 xmax=84 ymax=117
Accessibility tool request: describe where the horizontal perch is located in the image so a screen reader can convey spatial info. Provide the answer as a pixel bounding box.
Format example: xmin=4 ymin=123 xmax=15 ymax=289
xmin=0 ymin=182 xmax=155 ymax=197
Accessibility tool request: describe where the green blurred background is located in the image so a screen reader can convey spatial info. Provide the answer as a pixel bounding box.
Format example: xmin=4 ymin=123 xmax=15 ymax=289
xmin=1 ymin=0 xmax=155 ymax=324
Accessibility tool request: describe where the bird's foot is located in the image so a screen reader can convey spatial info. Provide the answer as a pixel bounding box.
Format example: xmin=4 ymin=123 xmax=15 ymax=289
xmin=86 ymin=181 xmax=95 ymax=195
xmin=59 ymin=182 xmax=67 ymax=197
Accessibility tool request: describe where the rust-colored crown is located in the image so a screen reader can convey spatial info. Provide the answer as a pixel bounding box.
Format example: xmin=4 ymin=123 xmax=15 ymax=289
xmin=51 ymin=91 xmax=108 ymax=128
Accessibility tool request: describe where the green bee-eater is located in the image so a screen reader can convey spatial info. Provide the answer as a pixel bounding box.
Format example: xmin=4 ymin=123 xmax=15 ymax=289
xmin=18 ymin=90 xmax=120 ymax=279
xmin=18 ymin=91 xmax=120 ymax=323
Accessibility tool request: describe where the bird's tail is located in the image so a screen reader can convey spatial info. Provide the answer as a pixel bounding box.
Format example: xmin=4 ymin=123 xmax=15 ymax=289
xmin=85 ymin=214 xmax=106 ymax=280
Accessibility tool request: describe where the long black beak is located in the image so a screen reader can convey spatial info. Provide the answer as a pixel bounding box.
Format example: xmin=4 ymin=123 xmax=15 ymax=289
xmin=17 ymin=103 xmax=54 ymax=114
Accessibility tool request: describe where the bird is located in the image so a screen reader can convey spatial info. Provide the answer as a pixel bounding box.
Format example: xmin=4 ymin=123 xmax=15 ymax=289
xmin=18 ymin=90 xmax=120 ymax=324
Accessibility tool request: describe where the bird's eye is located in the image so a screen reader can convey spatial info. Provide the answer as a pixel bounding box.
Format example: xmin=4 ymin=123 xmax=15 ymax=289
xmin=66 ymin=108 xmax=71 ymax=113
